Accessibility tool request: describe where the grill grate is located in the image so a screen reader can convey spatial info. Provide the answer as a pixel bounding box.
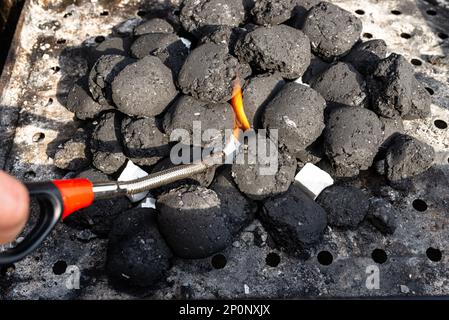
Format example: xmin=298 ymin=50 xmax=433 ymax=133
xmin=0 ymin=0 xmax=448 ymax=298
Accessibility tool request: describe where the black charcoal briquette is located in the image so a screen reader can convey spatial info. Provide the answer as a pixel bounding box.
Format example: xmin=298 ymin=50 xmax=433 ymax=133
xmin=367 ymin=53 xmax=415 ymax=118
xmin=406 ymin=81 xmax=432 ymax=120
xmin=121 ymin=116 xmax=170 ymax=167
xmin=384 ymin=134 xmax=435 ymax=183
xmin=302 ymin=54 xmax=330 ymax=84
xmin=251 ymin=0 xmax=299 ymax=26
xmin=366 ymin=198 xmax=397 ymax=235
xmin=302 ymin=2 xmax=362 ymax=61
xmin=210 ymin=166 xmax=257 ymax=235
xmin=130 ymin=33 xmax=189 ymax=75
xmin=296 ymin=136 xmax=324 ymax=167
xmin=90 ymin=112 xmax=127 ymax=174
xmin=311 ymin=62 xmax=367 ymax=108
xmin=180 ymin=0 xmax=246 ymax=36
xmin=178 ymin=43 xmax=250 ymax=103
xmin=198 ymin=25 xmax=247 ymax=55
xmin=66 ymin=76 xmax=112 ymax=120
xmin=89 ymin=54 xmax=136 ymax=107
xmin=157 ymin=185 xmax=233 ymax=259
xmin=163 ymin=95 xmax=234 ymax=148
xmin=261 ymin=82 xmax=326 ymax=157
xmin=368 ymin=53 xmax=431 ymax=119
xmin=324 ymin=106 xmax=382 ymax=177
xmin=134 ymin=18 xmax=174 ymax=36
xmin=112 ymin=56 xmax=178 ymax=117
xmin=316 ymin=185 xmax=370 ymax=229
xmin=291 ymin=0 xmax=321 ymax=28
xmin=236 ymin=25 xmax=311 ymax=79
xmin=344 ymin=39 xmax=387 ymax=75
xmin=261 ymin=184 xmax=327 ymax=256
xmin=232 ymin=148 xmax=297 ymax=201
xmin=242 ymin=73 xmax=285 ymax=129
xmin=107 ymin=208 xmax=172 ymax=287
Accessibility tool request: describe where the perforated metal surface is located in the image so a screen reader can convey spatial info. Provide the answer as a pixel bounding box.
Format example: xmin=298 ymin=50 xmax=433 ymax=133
xmin=0 ymin=0 xmax=448 ymax=299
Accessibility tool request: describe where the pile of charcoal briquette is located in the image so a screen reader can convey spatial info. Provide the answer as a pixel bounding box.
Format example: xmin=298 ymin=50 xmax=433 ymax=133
xmin=55 ymin=0 xmax=436 ymax=288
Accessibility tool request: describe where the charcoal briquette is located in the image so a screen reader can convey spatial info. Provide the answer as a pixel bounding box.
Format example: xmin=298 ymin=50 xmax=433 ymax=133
xmin=311 ymin=62 xmax=367 ymax=108
xmin=367 ymin=53 xmax=415 ymax=118
xmin=134 ymin=18 xmax=174 ymax=36
xmin=366 ymin=198 xmax=398 ymax=235
xmin=316 ymin=185 xmax=370 ymax=229
xmin=406 ymin=81 xmax=432 ymax=120
xmin=198 ymin=25 xmax=247 ymax=55
xmin=324 ymin=106 xmax=383 ymax=177
xmin=157 ymin=185 xmax=233 ymax=259
xmin=261 ymin=82 xmax=326 ymax=157
xmin=302 ymin=2 xmax=362 ymax=61
xmin=291 ymin=0 xmax=321 ymax=29
xmin=232 ymin=148 xmax=297 ymax=201
xmin=343 ymin=39 xmax=387 ymax=75
xmin=180 ymin=0 xmax=246 ymax=36
xmin=251 ymin=0 xmax=299 ymax=26
xmin=107 ymin=208 xmax=172 ymax=287
xmin=163 ymin=95 xmax=234 ymax=148
xmin=111 ymin=18 xmax=143 ymax=37
xmin=261 ymin=184 xmax=327 ymax=256
xmin=90 ymin=112 xmax=127 ymax=175
xmin=66 ymin=76 xmax=111 ymax=120
xmin=384 ymin=134 xmax=435 ymax=183
xmin=112 ymin=55 xmax=178 ymax=117
xmin=210 ymin=166 xmax=257 ymax=235
xmin=301 ymin=54 xmax=330 ymax=84
xmin=121 ymin=116 xmax=170 ymax=167
xmin=89 ymin=54 xmax=136 ymax=107
xmin=178 ymin=43 xmax=251 ymax=103
xmin=235 ymin=25 xmax=311 ymax=79
xmin=130 ymin=33 xmax=189 ymax=75
xmin=242 ymin=73 xmax=285 ymax=128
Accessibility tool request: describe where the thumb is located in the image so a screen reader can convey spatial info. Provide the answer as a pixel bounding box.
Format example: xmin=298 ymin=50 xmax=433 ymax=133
xmin=0 ymin=171 xmax=29 ymax=244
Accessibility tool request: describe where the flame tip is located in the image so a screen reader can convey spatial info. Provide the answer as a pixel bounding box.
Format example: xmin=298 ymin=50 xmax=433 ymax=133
xmin=231 ymin=78 xmax=250 ymax=137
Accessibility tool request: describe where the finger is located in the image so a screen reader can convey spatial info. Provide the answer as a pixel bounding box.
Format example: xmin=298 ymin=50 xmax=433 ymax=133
xmin=0 ymin=171 xmax=30 ymax=244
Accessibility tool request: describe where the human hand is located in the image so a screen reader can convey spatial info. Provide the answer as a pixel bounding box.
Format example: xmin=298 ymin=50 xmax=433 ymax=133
xmin=0 ymin=171 xmax=29 ymax=244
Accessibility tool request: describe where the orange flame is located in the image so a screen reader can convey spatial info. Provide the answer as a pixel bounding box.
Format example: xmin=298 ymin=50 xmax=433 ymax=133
xmin=231 ymin=78 xmax=251 ymax=139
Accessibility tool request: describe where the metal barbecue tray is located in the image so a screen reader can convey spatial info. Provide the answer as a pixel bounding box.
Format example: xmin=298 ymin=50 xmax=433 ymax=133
xmin=0 ymin=0 xmax=448 ymax=299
